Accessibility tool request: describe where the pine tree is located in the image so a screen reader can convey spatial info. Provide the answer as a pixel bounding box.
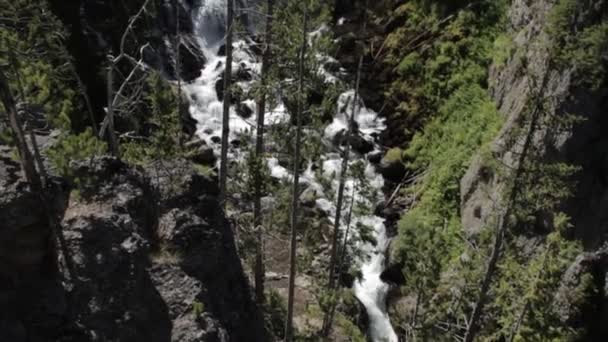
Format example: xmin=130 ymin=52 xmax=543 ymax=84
xmin=284 ymin=3 xmax=308 ymax=340
xmin=253 ymin=0 xmax=275 ymax=305
xmin=0 ymin=69 xmax=40 ymax=188
xmin=464 ymin=62 xmax=555 ymax=342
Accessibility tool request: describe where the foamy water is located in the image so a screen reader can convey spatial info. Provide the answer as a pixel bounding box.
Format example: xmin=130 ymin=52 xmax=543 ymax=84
xmin=185 ymin=2 xmax=397 ymax=340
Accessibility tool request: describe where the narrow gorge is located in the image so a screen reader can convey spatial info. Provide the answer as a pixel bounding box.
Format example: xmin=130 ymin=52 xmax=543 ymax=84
xmin=1 ymin=0 xmax=607 ymax=341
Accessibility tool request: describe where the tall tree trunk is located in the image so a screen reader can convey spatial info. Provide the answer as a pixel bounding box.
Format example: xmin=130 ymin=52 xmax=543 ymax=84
xmin=338 ymin=184 xmax=356 ymax=278
xmin=69 ymin=64 xmax=98 ymax=135
xmin=7 ymin=46 xmax=48 ymax=183
xmin=321 ymin=54 xmax=363 ymax=336
xmin=0 ymin=69 xmax=40 ymax=188
xmin=174 ymin=0 xmax=183 ymax=147
xmin=219 ymin=0 xmax=234 ymax=211
xmin=253 ymin=0 xmax=275 ymax=305
xmin=105 ymin=63 xmax=120 ymax=157
xmin=463 ymin=67 xmax=552 ymax=342
xmin=284 ymin=5 xmax=308 ymax=341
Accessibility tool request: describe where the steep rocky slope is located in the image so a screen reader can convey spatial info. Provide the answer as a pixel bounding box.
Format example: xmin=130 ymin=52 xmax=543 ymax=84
xmin=459 ymin=0 xmax=608 ymax=337
xmin=0 ymin=153 xmax=267 ymax=341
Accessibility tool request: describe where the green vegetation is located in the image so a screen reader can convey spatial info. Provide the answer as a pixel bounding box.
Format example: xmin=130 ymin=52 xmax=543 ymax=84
xmin=47 ymin=128 xmax=107 ymax=177
xmin=192 ymin=300 xmax=205 ymax=317
xmin=0 ymin=0 xmax=84 ymax=128
xmin=381 ymin=0 xmax=602 ymax=340
xmin=122 ymin=72 xmax=184 ymax=165
xmin=549 ymin=0 xmax=608 ymax=89
xmin=382 ymin=0 xmax=508 ymax=141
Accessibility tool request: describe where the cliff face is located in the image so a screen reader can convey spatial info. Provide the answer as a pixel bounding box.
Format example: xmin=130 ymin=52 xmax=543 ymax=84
xmin=0 ymin=155 xmax=267 ymax=342
xmin=47 ymin=0 xmax=205 ymax=124
xmin=461 ymin=0 xmax=608 ymax=245
xmin=460 ymin=0 xmax=608 ymax=336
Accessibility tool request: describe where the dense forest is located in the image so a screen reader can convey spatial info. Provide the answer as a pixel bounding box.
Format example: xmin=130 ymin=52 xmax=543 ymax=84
xmin=1 ymin=0 xmax=607 ymax=341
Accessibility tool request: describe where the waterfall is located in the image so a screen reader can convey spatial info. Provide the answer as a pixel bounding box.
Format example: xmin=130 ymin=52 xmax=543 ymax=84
xmin=185 ymin=2 xmax=397 ymax=341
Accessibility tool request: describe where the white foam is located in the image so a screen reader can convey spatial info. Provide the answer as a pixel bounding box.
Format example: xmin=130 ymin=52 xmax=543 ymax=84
xmin=187 ymin=3 xmax=397 ymax=340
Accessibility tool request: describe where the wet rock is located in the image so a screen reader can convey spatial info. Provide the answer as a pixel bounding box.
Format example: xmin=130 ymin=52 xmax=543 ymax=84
xmin=332 ymin=130 xmax=375 ymax=155
xmin=217 ymin=44 xmax=226 ymax=56
xmin=186 ymin=140 xmax=217 ymax=165
xmin=380 ymin=263 xmax=405 ymax=286
xmin=236 ymin=102 xmax=253 ymax=118
xmin=235 ymin=63 xmax=253 ymax=82
xmin=553 ymin=247 xmax=608 ymax=329
xmin=215 ymin=77 xmax=243 ymax=104
xmin=367 ymin=150 xmax=383 ymax=164
xmin=378 ymin=159 xmax=406 ymax=183
xmin=350 ymin=135 xmax=374 ymax=155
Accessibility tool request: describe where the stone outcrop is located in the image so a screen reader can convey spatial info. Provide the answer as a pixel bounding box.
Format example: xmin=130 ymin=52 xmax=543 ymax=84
xmin=0 ymin=155 xmax=267 ymax=341
xmin=0 ymin=146 xmax=66 ymax=342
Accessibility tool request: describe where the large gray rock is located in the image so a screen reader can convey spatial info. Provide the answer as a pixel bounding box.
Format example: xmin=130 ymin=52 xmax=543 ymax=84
xmin=0 ymin=145 xmax=68 ymax=342
xmin=0 ymin=156 xmax=267 ymax=341
xmin=553 ymin=247 xmax=608 ymax=336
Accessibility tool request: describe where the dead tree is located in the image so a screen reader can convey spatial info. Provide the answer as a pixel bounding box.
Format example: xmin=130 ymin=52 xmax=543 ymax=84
xmin=98 ymin=0 xmax=152 ymax=158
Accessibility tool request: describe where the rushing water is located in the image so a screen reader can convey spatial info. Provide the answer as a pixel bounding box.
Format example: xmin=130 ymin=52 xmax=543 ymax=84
xmin=185 ymin=1 xmax=397 ymax=340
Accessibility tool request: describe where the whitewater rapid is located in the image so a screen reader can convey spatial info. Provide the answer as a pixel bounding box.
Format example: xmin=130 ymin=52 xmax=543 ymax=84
xmin=185 ymin=1 xmax=397 ymax=341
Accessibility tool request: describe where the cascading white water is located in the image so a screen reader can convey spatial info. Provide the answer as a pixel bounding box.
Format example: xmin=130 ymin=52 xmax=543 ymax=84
xmin=185 ymin=2 xmax=397 ymax=341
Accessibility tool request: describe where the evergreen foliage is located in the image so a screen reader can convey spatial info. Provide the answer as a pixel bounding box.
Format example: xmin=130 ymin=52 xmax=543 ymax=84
xmin=122 ymin=72 xmax=183 ymax=165
xmin=382 ymin=0 xmax=508 ymax=140
xmin=0 ymin=0 xmax=84 ymax=128
xmin=548 ymin=0 xmax=608 ymax=89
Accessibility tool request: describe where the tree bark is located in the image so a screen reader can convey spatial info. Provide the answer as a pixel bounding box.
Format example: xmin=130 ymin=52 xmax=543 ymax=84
xmin=253 ymin=0 xmax=275 ymax=305
xmin=105 ymin=63 xmax=120 ymax=157
xmin=219 ymin=0 xmax=234 ymax=212
xmin=1 ymin=68 xmax=74 ymax=279
xmin=284 ymin=5 xmax=308 ymax=341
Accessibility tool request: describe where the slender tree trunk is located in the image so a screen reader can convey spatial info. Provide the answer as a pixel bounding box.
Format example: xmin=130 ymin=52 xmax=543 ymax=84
xmin=68 ymin=64 xmax=98 ymax=135
xmin=463 ymin=68 xmax=552 ymax=342
xmin=28 ymin=127 xmax=47 ymax=184
xmin=219 ymin=0 xmax=234 ymax=211
xmin=338 ymin=184 xmax=356 ymax=277
xmin=7 ymin=47 xmax=48 ymax=183
xmin=321 ymin=54 xmax=363 ymax=336
xmin=507 ymin=241 xmax=552 ymax=342
xmin=284 ymin=5 xmax=308 ymax=341
xmin=253 ymin=0 xmax=275 ymax=305
xmin=105 ymin=63 xmax=120 ymax=157
xmin=1 ymin=69 xmax=74 ymax=278
xmin=0 ymin=69 xmax=40 ymax=188
xmin=174 ymin=0 xmax=183 ymax=147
